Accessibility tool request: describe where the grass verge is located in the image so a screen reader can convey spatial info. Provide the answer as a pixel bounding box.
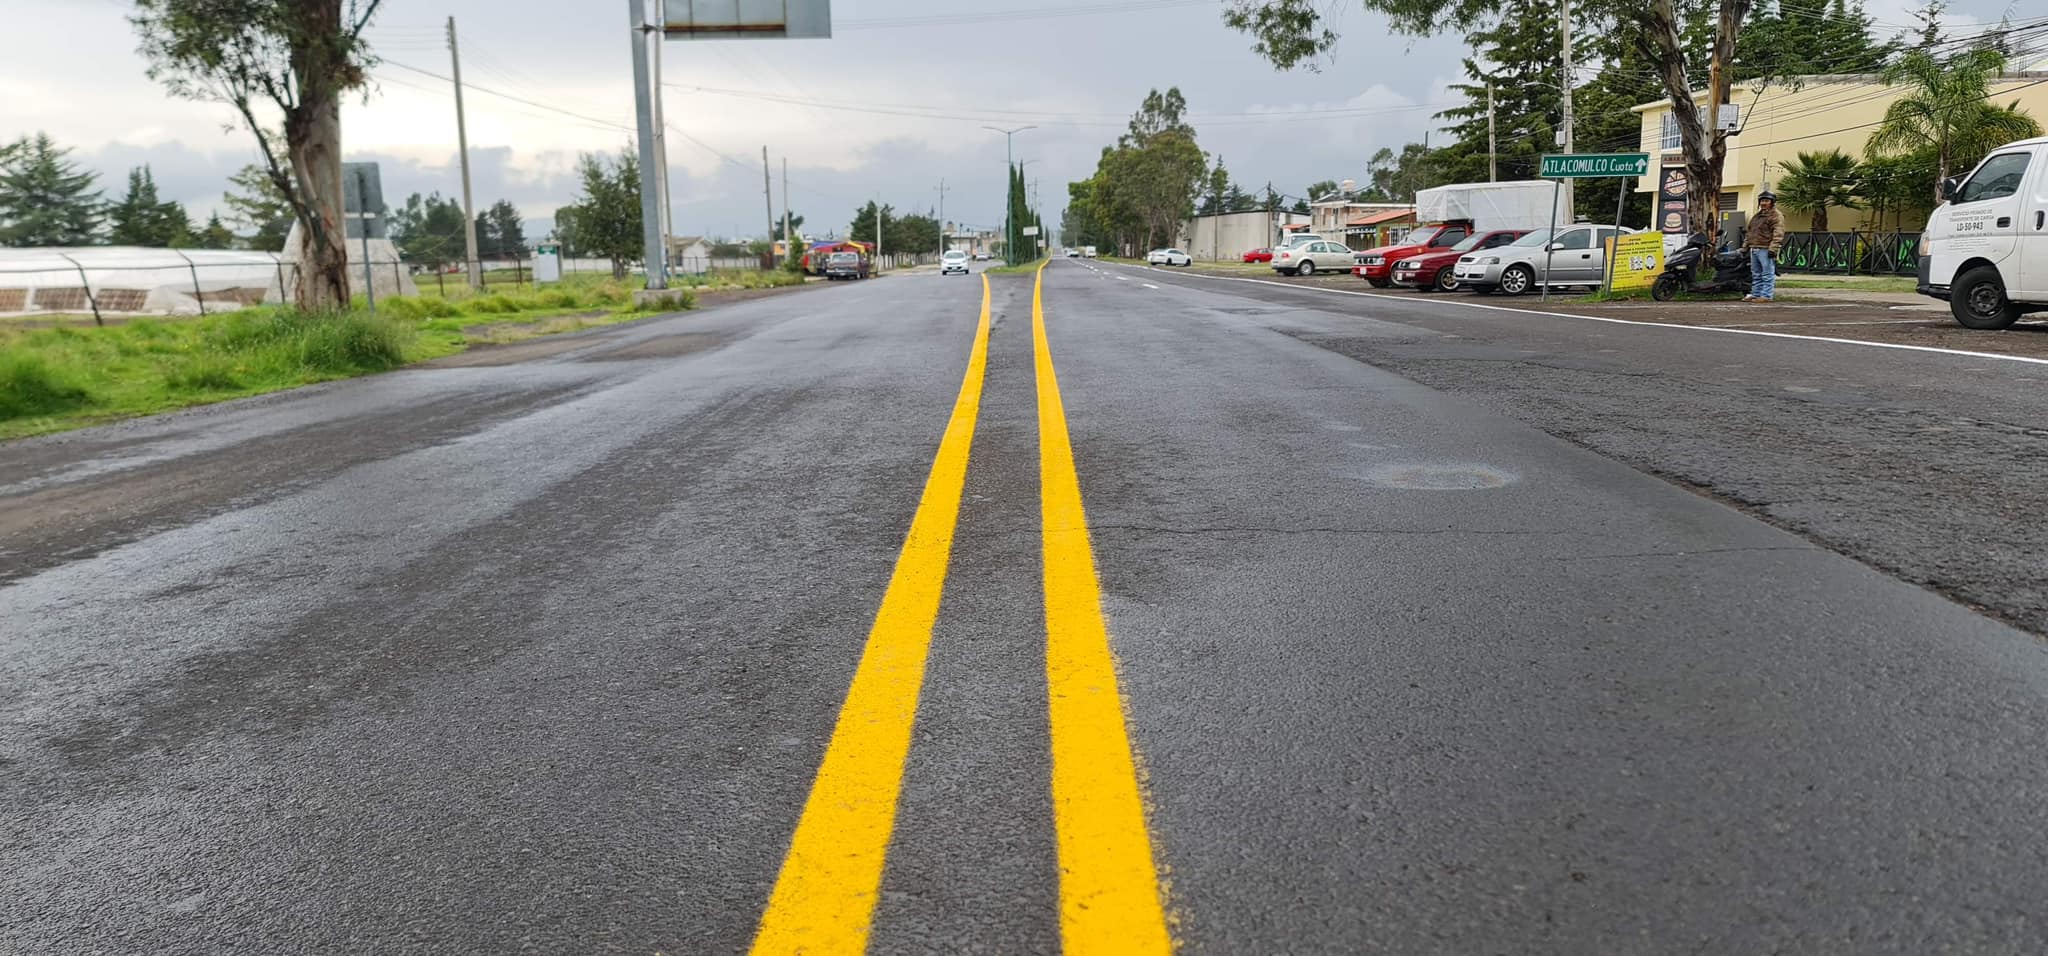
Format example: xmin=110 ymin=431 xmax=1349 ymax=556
xmin=0 ymin=278 xmax=702 ymax=439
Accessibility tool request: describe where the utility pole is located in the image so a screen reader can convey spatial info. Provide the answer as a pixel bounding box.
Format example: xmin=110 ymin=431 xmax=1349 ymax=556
xmin=1558 ymin=0 xmax=1576 ymax=217
xmin=935 ymin=178 xmax=948 ymax=255
xmin=762 ymin=146 xmax=776 ymax=267
xmin=627 ymin=0 xmax=666 ymax=290
xmin=448 ymin=17 xmax=482 ymax=289
xmin=1488 ymin=82 xmax=1498 ymax=183
xmin=781 ymin=157 xmax=792 ymax=267
xmin=874 ymin=195 xmax=882 ymax=259
xmin=651 ymin=29 xmax=672 ymax=247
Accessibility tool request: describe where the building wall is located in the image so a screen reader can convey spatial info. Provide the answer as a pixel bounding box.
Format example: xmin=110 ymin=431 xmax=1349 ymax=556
xmin=1633 ymin=73 xmax=2048 ymax=232
xmin=1179 ymin=210 xmax=1311 ymax=260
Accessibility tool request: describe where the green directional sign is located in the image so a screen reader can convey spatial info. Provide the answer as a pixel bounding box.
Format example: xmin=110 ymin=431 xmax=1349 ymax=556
xmin=1540 ymin=152 xmax=1652 ymax=178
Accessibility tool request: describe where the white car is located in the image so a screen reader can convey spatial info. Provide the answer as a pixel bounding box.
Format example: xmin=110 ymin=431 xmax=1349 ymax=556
xmin=973 ymin=251 xmax=990 ymax=261
xmin=941 ymin=250 xmax=970 ymax=275
xmin=1271 ymin=240 xmax=1354 ymax=276
xmin=1148 ymin=248 xmax=1192 ymax=267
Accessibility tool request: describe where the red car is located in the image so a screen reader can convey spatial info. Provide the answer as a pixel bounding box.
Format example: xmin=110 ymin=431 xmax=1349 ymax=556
xmin=1389 ymin=229 xmax=1528 ymax=292
xmin=1242 ymin=248 xmax=1273 ymax=263
xmin=1351 ymin=223 xmax=1472 ymax=288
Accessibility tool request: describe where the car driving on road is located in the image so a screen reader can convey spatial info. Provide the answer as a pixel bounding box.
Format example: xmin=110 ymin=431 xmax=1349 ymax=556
xmin=1454 ymin=224 xmax=1630 ymax=295
xmin=824 ymin=251 xmax=870 ymax=280
xmin=1148 ymin=248 xmax=1192 ymax=267
xmin=941 ymin=250 xmax=970 ymax=275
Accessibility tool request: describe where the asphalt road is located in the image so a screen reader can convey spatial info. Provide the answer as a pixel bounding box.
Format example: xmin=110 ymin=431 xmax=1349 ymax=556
xmin=7 ymin=259 xmax=2048 ymax=953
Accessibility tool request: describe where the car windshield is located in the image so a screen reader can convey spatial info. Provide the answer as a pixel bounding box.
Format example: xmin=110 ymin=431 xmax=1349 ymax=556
xmin=829 ymin=252 xmax=858 ymax=261
xmin=943 ymin=251 xmax=965 ymax=259
xmin=1403 ymin=226 xmax=1447 ymax=246
xmin=1509 ymin=229 xmax=1554 ymax=247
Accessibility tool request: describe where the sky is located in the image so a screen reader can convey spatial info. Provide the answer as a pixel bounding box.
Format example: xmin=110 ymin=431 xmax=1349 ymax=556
xmin=0 ymin=0 xmax=2024 ymax=244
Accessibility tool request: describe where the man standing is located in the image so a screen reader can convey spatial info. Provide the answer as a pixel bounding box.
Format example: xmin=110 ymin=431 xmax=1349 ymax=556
xmin=1744 ymin=190 xmax=1785 ymax=302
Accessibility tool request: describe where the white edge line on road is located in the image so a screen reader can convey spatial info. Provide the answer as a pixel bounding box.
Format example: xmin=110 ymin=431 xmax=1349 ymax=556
xmin=1142 ymin=283 xmax=1160 ymax=290
xmin=1100 ymin=262 xmax=2048 ymax=368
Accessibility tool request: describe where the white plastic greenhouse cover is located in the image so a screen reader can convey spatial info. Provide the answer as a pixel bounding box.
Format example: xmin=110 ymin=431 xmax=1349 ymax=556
xmin=0 ymin=246 xmax=294 ymax=316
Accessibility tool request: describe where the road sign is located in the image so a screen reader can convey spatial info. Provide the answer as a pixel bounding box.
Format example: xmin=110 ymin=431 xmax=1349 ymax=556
xmin=1605 ymin=232 xmax=1666 ymax=293
xmin=664 ymin=0 xmax=831 ymax=39
xmin=1022 ymin=226 xmax=1041 ymax=237
xmin=1540 ymin=153 xmax=1651 ymax=178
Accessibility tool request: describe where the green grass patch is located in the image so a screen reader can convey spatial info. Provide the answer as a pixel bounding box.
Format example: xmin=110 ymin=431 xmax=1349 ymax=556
xmin=0 ymin=306 xmax=447 ymax=439
xmin=1776 ymin=274 xmax=1916 ymax=293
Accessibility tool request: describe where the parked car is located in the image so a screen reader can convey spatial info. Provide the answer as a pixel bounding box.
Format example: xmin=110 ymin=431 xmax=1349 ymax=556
xmin=1243 ymin=248 xmax=1274 ymax=263
xmin=824 ymin=250 xmax=871 ymax=280
xmin=1918 ymin=135 xmax=2048 ymax=329
xmin=1148 ymin=248 xmax=1193 ymax=266
xmin=1453 ymin=224 xmax=1632 ymax=295
xmin=1352 ymin=224 xmax=1473 ymax=287
xmin=1272 ymin=240 xmax=1355 ymax=277
xmin=941 ymin=250 xmax=970 ymax=275
xmin=1391 ymin=229 xmax=1528 ymax=292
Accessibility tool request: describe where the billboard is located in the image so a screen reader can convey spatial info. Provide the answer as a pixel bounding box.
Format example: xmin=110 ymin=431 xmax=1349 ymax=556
xmin=1656 ymin=164 xmax=1690 ymax=238
xmin=663 ymin=0 xmax=831 ymax=39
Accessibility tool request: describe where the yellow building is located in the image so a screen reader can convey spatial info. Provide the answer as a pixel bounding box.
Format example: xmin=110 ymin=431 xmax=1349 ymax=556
xmin=1632 ymin=70 xmax=2048 ymax=233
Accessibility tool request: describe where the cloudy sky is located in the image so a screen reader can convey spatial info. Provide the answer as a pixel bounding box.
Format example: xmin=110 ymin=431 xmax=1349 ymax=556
xmin=2 ymin=0 xmax=2019 ymax=243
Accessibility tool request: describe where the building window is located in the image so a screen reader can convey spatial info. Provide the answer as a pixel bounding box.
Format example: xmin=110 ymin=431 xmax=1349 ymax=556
xmin=1660 ymin=114 xmax=1681 ymax=151
xmin=1719 ymin=191 xmax=1738 ymax=212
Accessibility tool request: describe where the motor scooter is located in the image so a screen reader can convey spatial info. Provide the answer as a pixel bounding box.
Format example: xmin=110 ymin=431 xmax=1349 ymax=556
xmin=1650 ymin=232 xmax=1752 ymax=301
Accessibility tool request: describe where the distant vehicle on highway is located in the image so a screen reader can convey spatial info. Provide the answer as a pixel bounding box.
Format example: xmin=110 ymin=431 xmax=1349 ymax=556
xmin=823 ymin=250 xmax=871 ymax=280
xmin=973 ymin=251 xmax=990 ymax=261
xmin=1148 ymin=248 xmax=1192 ymax=267
xmin=1391 ymin=229 xmax=1527 ymax=292
xmin=1454 ymin=224 xmax=1632 ymax=295
xmin=1271 ymin=240 xmax=1352 ymax=276
xmin=941 ymin=250 xmax=970 ymax=275
xmin=1066 ymin=247 xmax=1081 ymax=257
xmin=1082 ymin=246 xmax=1098 ymax=258
xmin=1242 ymin=248 xmax=1273 ymax=263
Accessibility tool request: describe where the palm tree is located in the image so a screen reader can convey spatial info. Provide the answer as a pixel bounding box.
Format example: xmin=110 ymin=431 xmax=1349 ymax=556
xmin=1775 ymin=150 xmax=1863 ymax=232
xmin=1868 ymin=48 xmax=2043 ymax=205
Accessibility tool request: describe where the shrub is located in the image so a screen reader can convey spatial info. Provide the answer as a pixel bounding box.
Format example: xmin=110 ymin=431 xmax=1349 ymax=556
xmin=0 ymin=352 xmax=94 ymax=419
xmin=289 ymin=310 xmax=412 ymax=373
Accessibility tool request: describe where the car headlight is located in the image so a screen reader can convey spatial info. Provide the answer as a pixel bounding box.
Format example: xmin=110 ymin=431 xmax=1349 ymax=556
xmin=1482 ymin=257 xmax=1500 ymax=265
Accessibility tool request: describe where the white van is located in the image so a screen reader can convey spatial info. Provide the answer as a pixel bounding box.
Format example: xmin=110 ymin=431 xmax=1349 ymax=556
xmin=1918 ymin=136 xmax=2048 ymax=329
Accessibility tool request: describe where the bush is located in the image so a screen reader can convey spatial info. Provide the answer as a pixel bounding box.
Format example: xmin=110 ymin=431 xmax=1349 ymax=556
xmin=0 ymin=352 xmax=95 ymax=419
xmin=290 ymin=310 xmax=412 ymax=373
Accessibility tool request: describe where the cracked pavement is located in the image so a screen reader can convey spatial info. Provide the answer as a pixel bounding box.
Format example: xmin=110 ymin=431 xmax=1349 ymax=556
xmin=7 ymin=260 xmax=2048 ymax=953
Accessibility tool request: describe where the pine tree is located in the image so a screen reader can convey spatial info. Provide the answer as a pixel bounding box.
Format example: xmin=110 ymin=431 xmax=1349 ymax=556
xmin=0 ymin=132 xmax=103 ymax=246
xmin=107 ymin=165 xmax=190 ymax=246
xmin=1911 ymin=0 xmax=1946 ymax=49
xmin=196 ymin=212 xmax=235 ymax=248
xmin=487 ymin=200 xmax=526 ymax=260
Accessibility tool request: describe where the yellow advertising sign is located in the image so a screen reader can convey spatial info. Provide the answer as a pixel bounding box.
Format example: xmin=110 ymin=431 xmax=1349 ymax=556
xmin=1606 ymin=232 xmax=1666 ymax=292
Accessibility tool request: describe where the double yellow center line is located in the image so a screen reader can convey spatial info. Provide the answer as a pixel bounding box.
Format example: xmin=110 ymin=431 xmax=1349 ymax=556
xmin=749 ymin=268 xmax=1173 ymax=954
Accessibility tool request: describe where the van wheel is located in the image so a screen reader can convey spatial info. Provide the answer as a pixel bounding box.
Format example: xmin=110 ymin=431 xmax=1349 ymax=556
xmin=1952 ymin=266 xmax=2021 ymax=330
xmin=1499 ymin=265 xmax=1534 ymax=296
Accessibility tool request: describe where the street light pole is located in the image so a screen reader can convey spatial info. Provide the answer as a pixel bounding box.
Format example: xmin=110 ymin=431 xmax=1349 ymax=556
xmin=984 ymin=125 xmax=1035 ymax=262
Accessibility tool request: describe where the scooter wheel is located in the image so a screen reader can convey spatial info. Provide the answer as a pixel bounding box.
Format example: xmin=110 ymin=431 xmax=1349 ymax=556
xmin=1650 ymin=273 xmax=1683 ymax=302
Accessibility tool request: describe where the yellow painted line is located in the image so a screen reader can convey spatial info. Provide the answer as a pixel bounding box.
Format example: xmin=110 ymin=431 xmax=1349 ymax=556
xmin=1032 ymin=262 xmax=1175 ymax=954
xmin=750 ymin=276 xmax=993 ymax=955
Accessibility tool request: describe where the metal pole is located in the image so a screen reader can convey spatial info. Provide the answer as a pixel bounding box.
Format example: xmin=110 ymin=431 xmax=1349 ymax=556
xmin=449 ymin=17 xmax=483 ymax=290
xmin=782 ymin=157 xmax=792 ymax=266
xmin=1488 ymin=82 xmax=1498 ymax=183
xmin=628 ymin=0 xmax=667 ymax=290
xmin=1558 ymin=0 xmax=1575 ymax=219
xmin=1543 ymin=179 xmax=1560 ymax=303
xmin=762 ymin=146 xmax=776 ymax=267
xmin=175 ymin=249 xmax=208 ymax=316
xmin=356 ymin=168 xmax=376 ymax=313
xmin=651 ymin=9 xmax=673 ymax=246
xmin=936 ymin=178 xmax=947 ymax=256
xmin=59 ymin=253 xmax=102 ymax=326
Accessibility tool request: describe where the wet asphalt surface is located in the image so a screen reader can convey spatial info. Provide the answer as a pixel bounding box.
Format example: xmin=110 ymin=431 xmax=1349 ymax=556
xmin=7 ymin=260 xmax=2048 ymax=952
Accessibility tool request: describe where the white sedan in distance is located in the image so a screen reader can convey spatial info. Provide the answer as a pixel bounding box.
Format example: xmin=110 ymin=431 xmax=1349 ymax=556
xmin=1148 ymin=248 xmax=1193 ymax=267
xmin=941 ymin=250 xmax=970 ymax=275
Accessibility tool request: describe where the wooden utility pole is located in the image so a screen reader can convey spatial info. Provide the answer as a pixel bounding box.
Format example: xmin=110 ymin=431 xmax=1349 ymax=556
xmin=762 ymin=146 xmax=776 ymax=267
xmin=781 ymin=157 xmax=792 ymax=266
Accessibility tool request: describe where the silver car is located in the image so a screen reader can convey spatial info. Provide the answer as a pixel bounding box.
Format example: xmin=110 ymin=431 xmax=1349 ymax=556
xmin=1454 ymin=224 xmax=1631 ymax=295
